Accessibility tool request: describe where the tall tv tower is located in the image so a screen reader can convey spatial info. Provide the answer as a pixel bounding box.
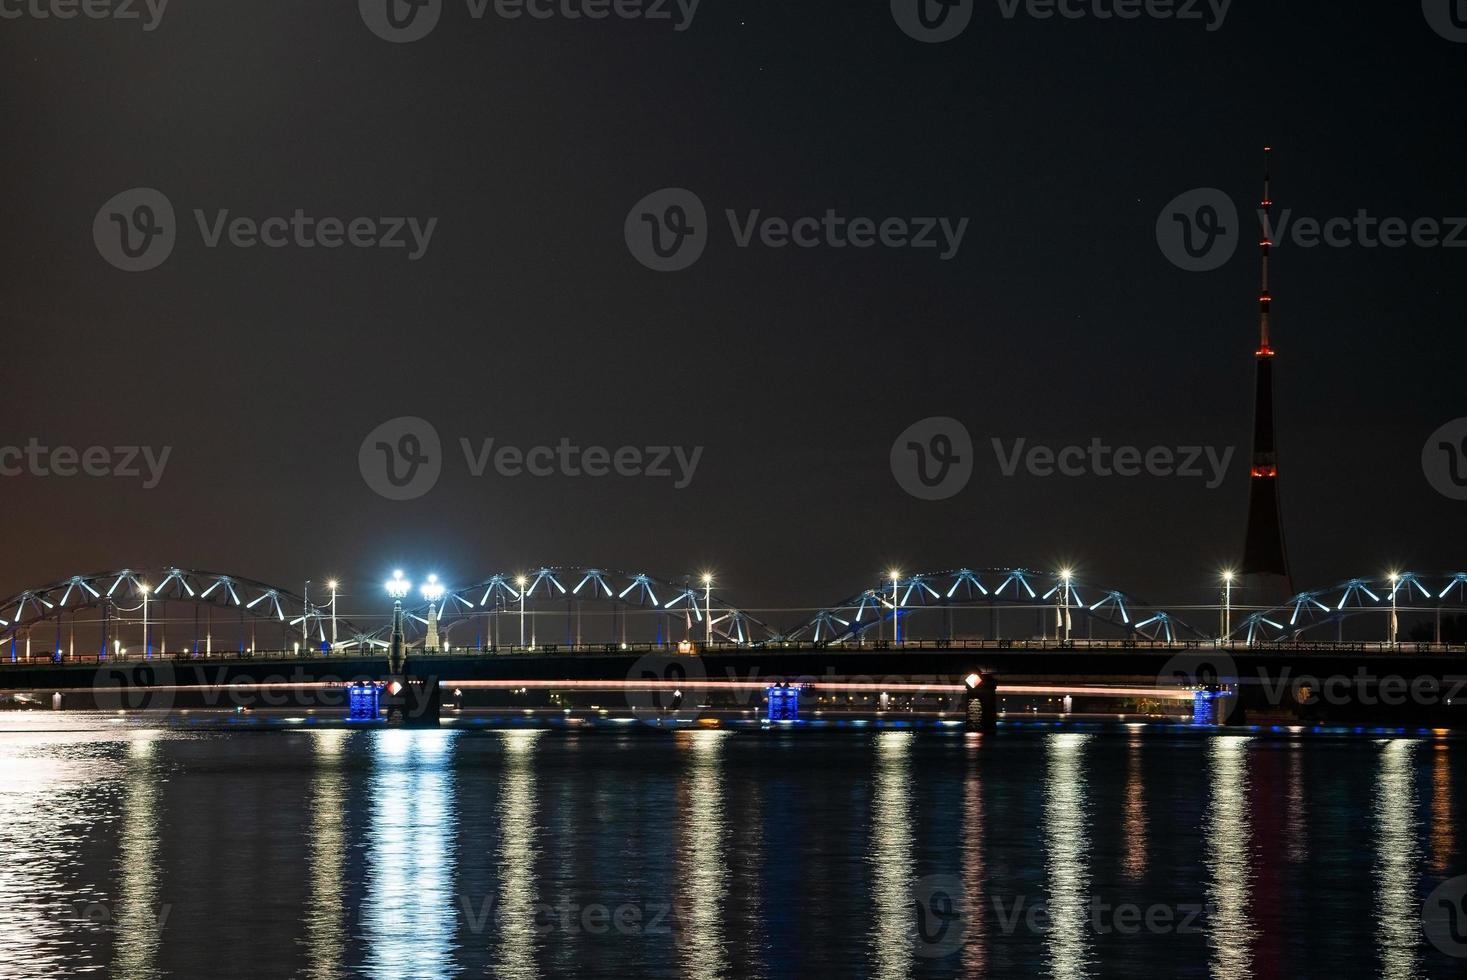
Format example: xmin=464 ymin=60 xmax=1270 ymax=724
xmin=1241 ymin=146 xmax=1294 ymax=599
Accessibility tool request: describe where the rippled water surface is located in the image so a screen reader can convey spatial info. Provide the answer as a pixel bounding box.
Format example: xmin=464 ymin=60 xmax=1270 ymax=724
xmin=3 ymin=715 xmax=1464 ymax=979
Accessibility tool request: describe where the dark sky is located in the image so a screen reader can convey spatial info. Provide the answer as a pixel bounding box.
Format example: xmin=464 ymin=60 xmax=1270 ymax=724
xmin=2 ymin=1 xmax=1464 ymax=628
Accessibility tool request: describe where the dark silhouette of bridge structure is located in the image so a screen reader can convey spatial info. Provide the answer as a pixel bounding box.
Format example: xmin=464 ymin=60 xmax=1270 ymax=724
xmin=0 ymin=564 xmax=1464 ymax=731
xmin=1 ymin=565 xmax=1464 ymax=664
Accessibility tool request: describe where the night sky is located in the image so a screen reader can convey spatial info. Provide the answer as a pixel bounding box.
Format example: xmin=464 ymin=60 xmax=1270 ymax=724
xmin=3 ymin=1 xmax=1464 ymax=626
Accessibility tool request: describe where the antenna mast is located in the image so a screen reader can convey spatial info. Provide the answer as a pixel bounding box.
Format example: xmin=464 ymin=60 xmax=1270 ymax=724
xmin=1258 ymin=146 xmax=1273 ymax=356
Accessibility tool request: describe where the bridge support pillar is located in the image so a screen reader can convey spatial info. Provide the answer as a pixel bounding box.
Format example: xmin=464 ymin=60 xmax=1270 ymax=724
xmin=766 ymin=683 xmax=801 ymax=722
xmin=1220 ymin=686 xmax=1245 ymax=726
xmin=382 ymin=675 xmax=441 ymax=727
xmin=348 ymin=682 xmax=382 ymax=722
xmin=1194 ymin=686 xmax=1244 ymax=727
xmin=963 ymin=672 xmax=997 ymax=733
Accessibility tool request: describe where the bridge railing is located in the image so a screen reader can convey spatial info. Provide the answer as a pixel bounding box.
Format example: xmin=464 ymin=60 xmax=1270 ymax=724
xmin=4 ymin=636 xmax=1465 ymax=668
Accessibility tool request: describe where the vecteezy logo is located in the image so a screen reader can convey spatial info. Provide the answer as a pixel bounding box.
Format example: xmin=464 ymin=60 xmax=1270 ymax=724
xmin=359 ymin=0 xmax=441 ymax=43
xmin=891 ymin=0 xmax=972 ymax=42
xmin=93 ymin=188 xmax=176 ymax=272
xmin=891 ymin=417 xmax=974 ymax=501
xmin=1423 ymin=0 xmax=1467 ymax=42
xmin=359 ymin=416 xmax=442 ymax=500
xmin=1424 ymin=418 xmax=1467 ymax=501
xmin=1156 ymin=188 xmax=1239 ymax=272
xmin=624 ymin=652 xmax=707 ymax=724
xmin=1423 ymin=875 xmax=1467 ymax=957
xmin=910 ymin=875 xmax=966 ymax=958
xmin=93 ymin=659 xmax=176 ymax=713
xmin=624 ymin=188 xmax=708 ymax=272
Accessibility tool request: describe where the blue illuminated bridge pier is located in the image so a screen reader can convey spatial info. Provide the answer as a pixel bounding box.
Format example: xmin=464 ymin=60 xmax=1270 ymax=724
xmin=0 ymin=564 xmax=1464 ymax=731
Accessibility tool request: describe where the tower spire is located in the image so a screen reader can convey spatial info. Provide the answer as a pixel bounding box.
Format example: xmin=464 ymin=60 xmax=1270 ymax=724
xmin=1241 ymin=145 xmax=1293 ymax=599
xmin=1259 ymin=146 xmax=1272 ymax=354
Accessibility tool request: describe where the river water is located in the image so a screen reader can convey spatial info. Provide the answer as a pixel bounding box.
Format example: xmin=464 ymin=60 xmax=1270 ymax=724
xmin=2 ymin=715 xmax=1464 ymax=979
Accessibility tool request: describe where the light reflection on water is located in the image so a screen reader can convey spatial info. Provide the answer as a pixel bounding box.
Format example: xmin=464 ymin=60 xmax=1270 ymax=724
xmin=0 ymin=718 xmax=1463 ymax=979
xmin=675 ymin=730 xmax=731 ymax=980
xmin=1373 ymin=740 xmax=1421 ymax=980
xmin=1286 ymin=741 xmax=1308 ymax=864
xmin=361 ymin=729 xmax=460 ymax=980
xmin=1122 ymin=737 xmax=1147 ymax=881
xmin=1203 ymin=736 xmax=1254 ymax=980
xmin=0 ymin=731 xmax=132 ymax=979
xmin=960 ymin=735 xmax=986 ymax=978
xmin=1043 ymin=733 xmax=1092 ymax=980
xmin=1430 ymin=744 xmax=1453 ymax=875
xmin=113 ymin=736 xmax=163 ymax=980
xmin=302 ymin=730 xmax=349 ymax=980
xmin=870 ymin=732 xmax=915 ymax=980
xmin=492 ymin=729 xmax=543 ymax=980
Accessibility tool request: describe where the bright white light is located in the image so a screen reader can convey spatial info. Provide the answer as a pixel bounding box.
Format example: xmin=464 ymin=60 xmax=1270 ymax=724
xmin=327 ymin=580 xmax=339 ymax=591
xmin=421 ymin=574 xmax=445 ymax=603
xmin=385 ymin=570 xmax=411 ymax=599
xmin=701 ymin=573 xmax=713 ymax=586
xmin=1222 ymin=569 xmax=1235 ymax=583
xmin=1059 ymin=568 xmax=1073 ymax=583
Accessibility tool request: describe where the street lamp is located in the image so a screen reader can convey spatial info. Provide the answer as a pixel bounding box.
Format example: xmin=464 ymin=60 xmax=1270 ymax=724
xmin=516 ymin=575 xmax=528 ymax=648
xmin=422 ymin=574 xmax=445 ymax=651
xmin=1221 ymin=570 xmax=1235 ymax=641
xmin=140 ymin=583 xmax=150 ymax=659
xmin=1388 ymin=571 xmax=1400 ymax=647
xmin=889 ymin=570 xmax=902 ymax=647
xmin=702 ymin=573 xmax=713 ymax=647
xmin=1059 ymin=568 xmax=1074 ymax=643
xmin=386 ymin=570 xmax=411 ymax=601
xmin=385 ymin=570 xmax=411 ymax=673
xmin=386 ymin=571 xmax=411 ymax=599
xmin=327 ymin=580 xmax=339 ymax=647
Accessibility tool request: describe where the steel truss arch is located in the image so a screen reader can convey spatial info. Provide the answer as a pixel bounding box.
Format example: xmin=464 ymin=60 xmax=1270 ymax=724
xmin=782 ymin=567 xmax=1203 ymax=645
xmin=0 ymin=568 xmax=361 ymax=658
xmin=1228 ymin=571 xmax=1467 ymax=645
xmin=347 ymin=565 xmax=776 ymax=650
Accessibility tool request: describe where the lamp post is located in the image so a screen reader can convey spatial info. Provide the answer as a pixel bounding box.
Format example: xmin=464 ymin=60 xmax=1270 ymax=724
xmin=889 ymin=570 xmax=901 ymax=648
xmin=385 ymin=570 xmax=411 ymax=674
xmin=1388 ymin=571 xmax=1400 ymax=647
xmin=1221 ymin=570 xmax=1234 ymax=641
xmin=327 ymin=580 xmax=339 ymax=647
xmin=1059 ymin=569 xmax=1073 ymax=644
xmin=702 ymin=573 xmax=713 ymax=647
xmin=422 ymin=574 xmax=444 ymax=652
xmin=140 ymin=583 xmax=150 ymax=659
xmin=516 ymin=576 xmax=528 ymax=649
